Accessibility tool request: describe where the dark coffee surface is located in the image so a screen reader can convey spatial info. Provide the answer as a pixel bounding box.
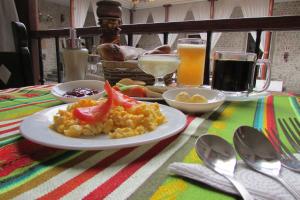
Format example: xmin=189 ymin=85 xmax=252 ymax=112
xmin=212 ymin=60 xmax=255 ymax=92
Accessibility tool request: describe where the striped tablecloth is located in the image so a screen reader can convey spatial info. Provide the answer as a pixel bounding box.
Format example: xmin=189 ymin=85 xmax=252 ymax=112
xmin=0 ymin=85 xmax=299 ymax=200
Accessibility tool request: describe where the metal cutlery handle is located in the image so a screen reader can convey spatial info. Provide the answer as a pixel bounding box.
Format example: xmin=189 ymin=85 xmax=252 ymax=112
xmin=225 ymin=175 xmax=254 ymax=200
xmin=275 ymin=175 xmax=300 ymax=200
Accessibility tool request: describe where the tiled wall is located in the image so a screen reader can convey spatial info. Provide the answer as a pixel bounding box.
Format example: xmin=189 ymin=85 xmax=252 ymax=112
xmin=39 ymin=0 xmax=300 ymax=92
xmin=271 ymin=1 xmax=300 ymax=93
xmin=213 ymin=7 xmax=248 ymax=53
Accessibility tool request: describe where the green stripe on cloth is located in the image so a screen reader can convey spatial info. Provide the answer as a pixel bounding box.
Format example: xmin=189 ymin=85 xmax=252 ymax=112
xmin=273 ymin=96 xmax=300 ymax=151
xmin=147 ymin=103 xmax=245 ymax=200
xmin=0 ymin=94 xmax=57 ymax=109
xmin=0 ymin=135 xmax=22 ymax=147
xmin=0 ymin=100 xmax=62 ymax=121
xmin=149 ymin=96 xmax=299 ymax=200
xmin=289 ymin=96 xmax=300 ymax=116
xmin=208 ymin=100 xmax=258 ymax=144
xmin=0 ymin=150 xmax=81 ymax=194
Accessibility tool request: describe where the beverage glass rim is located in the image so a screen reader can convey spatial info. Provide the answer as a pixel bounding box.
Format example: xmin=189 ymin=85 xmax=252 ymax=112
xmin=177 ymin=38 xmax=206 ymax=44
xmin=138 ymin=54 xmax=179 ymax=60
xmin=213 ymin=51 xmax=257 ymax=61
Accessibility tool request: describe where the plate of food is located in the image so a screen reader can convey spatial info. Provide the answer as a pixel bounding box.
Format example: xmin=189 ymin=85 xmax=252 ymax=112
xmin=108 ymin=78 xmax=172 ymax=101
xmin=20 ymin=81 xmax=186 ymax=150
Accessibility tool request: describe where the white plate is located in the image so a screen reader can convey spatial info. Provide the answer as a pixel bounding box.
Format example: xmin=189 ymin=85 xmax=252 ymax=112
xmin=162 ymin=88 xmax=225 ymax=113
xmin=20 ymin=103 xmax=186 ymax=150
xmin=225 ymin=91 xmax=270 ymax=102
xmin=51 ymin=80 xmax=105 ymax=103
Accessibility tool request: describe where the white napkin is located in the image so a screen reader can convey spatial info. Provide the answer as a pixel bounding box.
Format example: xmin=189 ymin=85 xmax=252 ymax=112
xmin=168 ymin=162 xmax=300 ymax=200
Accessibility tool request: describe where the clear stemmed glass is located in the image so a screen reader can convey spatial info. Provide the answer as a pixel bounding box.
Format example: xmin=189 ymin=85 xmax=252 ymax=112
xmin=137 ymin=54 xmax=180 ymax=87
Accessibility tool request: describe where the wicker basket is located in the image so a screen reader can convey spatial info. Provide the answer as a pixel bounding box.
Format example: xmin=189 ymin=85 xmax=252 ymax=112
xmin=101 ymin=60 xmax=173 ymax=85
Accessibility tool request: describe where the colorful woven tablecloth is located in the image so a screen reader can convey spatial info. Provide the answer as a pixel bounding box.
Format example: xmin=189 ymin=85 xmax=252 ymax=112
xmin=0 ymin=85 xmax=299 ymax=200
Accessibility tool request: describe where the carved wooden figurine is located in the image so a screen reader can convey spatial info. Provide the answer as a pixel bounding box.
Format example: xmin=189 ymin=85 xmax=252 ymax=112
xmin=96 ymin=0 xmax=122 ymax=45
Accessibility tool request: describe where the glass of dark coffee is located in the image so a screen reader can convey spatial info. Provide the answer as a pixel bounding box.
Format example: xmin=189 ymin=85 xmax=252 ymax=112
xmin=212 ymin=51 xmax=271 ymax=97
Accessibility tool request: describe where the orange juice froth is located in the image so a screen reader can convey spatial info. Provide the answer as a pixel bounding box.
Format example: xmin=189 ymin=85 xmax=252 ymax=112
xmin=177 ymin=44 xmax=206 ymax=86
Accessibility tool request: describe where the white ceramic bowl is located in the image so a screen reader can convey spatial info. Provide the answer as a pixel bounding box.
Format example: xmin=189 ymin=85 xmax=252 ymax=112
xmin=162 ymin=88 xmax=226 ymax=113
xmin=51 ymin=80 xmax=105 ymax=103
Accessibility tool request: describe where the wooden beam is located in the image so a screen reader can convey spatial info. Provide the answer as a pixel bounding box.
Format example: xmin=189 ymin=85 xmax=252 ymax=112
xmin=70 ymin=0 xmax=74 ymax=28
xmin=26 ymin=0 xmax=40 ymax=84
xmin=163 ymin=4 xmax=171 ymax=44
xmin=263 ymin=0 xmax=274 ymax=59
xmin=129 ymin=9 xmax=134 ymax=24
xmin=120 ymin=16 xmax=300 ymax=34
xmin=163 ymin=4 xmax=171 ymax=22
xmin=30 ymin=16 xmax=300 ymax=38
xmin=210 ymin=0 xmax=215 ymax=19
xmin=262 ymin=0 xmax=274 ymax=79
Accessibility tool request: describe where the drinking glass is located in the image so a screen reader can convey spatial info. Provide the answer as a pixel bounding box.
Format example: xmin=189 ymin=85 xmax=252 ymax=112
xmin=212 ymin=51 xmax=271 ymax=97
xmin=177 ymin=38 xmax=206 ymax=87
xmin=137 ymin=54 xmax=180 ymax=86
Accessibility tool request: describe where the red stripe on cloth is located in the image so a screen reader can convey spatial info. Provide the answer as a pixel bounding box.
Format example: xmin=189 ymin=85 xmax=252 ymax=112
xmin=0 ymin=140 xmax=58 ymax=177
xmin=0 ymin=88 xmax=20 ymax=93
xmin=266 ymin=96 xmax=277 ymax=133
xmin=0 ymin=120 xmax=22 ymax=128
xmin=39 ymin=115 xmax=192 ymax=199
xmin=38 ymin=148 xmax=136 ymax=200
xmin=0 ymin=99 xmax=57 ymax=112
xmin=41 ymin=85 xmax=55 ymax=89
xmin=0 ymin=126 xmax=19 ymax=135
xmin=265 ymin=96 xmax=280 ymax=150
xmin=186 ymin=115 xmax=195 ymax=126
xmin=83 ymin=134 xmax=179 ymax=200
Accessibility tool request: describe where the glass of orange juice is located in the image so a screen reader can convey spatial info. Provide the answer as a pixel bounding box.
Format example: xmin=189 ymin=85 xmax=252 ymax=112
xmin=177 ymin=38 xmax=206 ymax=87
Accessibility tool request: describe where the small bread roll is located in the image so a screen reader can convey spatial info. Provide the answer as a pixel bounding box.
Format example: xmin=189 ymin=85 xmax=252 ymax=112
xmin=145 ymin=45 xmax=171 ymax=55
xmin=97 ymin=43 xmax=125 ymax=61
xmin=145 ymin=88 xmax=162 ymax=98
xmin=155 ymin=45 xmax=171 ymax=54
xmin=145 ymin=86 xmax=168 ymax=93
xmin=118 ymin=78 xmax=146 ymax=86
xmin=120 ymin=46 xmax=146 ymax=60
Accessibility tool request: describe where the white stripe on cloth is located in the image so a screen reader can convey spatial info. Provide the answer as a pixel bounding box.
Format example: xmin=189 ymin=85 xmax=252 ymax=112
xmin=14 ymin=150 xmax=117 ymax=200
xmin=0 ymin=122 xmax=20 ymax=131
xmin=0 ymin=129 xmax=20 ymax=138
xmin=0 ymin=117 xmax=25 ymax=125
xmin=105 ymin=117 xmax=207 ymax=200
xmin=61 ymin=143 xmax=156 ymax=200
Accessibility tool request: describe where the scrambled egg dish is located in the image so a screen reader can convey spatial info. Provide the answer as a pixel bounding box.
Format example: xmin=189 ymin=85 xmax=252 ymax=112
xmin=51 ymin=99 xmax=166 ymax=139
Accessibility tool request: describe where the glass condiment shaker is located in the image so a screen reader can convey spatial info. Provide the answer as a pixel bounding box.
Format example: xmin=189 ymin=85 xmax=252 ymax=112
xmin=86 ymin=54 xmax=104 ymax=81
xmin=62 ymin=29 xmax=88 ymax=82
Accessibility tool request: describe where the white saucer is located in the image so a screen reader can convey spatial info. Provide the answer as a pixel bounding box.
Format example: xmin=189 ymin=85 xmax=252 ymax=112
xmin=225 ymin=91 xmax=270 ymax=102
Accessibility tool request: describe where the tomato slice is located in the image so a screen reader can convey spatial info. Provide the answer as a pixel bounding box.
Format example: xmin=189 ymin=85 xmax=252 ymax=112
xmin=111 ymin=88 xmax=138 ymax=108
xmin=73 ymin=81 xmax=138 ymax=123
xmin=73 ymin=81 xmax=113 ymax=123
xmin=122 ymin=87 xmax=146 ymax=98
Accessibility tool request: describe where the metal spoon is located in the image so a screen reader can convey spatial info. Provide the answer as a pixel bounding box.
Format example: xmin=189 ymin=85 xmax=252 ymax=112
xmin=233 ymin=126 xmax=300 ymax=200
xmin=195 ymin=134 xmax=254 ymax=200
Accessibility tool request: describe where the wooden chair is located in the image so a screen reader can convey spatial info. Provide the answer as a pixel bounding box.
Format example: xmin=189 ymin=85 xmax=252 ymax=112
xmin=0 ymin=21 xmax=34 ymax=89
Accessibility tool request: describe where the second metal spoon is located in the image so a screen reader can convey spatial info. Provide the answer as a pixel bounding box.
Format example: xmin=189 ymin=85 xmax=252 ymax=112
xmin=195 ymin=134 xmax=253 ymax=200
xmin=233 ymin=126 xmax=300 ymax=200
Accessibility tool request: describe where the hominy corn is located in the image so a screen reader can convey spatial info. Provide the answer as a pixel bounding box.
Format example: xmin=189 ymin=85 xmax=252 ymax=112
xmin=51 ymin=99 xmax=166 ymax=138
